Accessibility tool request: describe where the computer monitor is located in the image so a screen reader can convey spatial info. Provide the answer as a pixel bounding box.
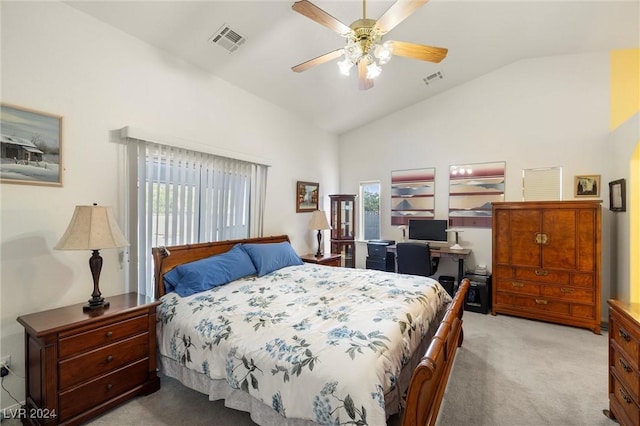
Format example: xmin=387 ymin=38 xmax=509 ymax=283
xmin=408 ymin=219 xmax=448 ymax=243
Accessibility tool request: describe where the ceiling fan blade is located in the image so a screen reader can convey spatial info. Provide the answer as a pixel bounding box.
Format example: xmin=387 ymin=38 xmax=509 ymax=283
xmin=358 ymin=61 xmax=374 ymax=90
xmin=373 ymin=0 xmax=429 ymax=34
xmin=292 ymin=48 xmax=345 ymax=73
xmin=292 ymin=0 xmax=352 ymax=36
xmin=388 ymin=40 xmax=448 ymax=63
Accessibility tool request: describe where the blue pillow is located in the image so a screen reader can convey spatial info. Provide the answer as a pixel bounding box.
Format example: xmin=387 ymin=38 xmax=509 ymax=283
xmin=164 ymin=244 xmax=257 ymax=297
xmin=241 ymin=241 xmax=303 ymax=276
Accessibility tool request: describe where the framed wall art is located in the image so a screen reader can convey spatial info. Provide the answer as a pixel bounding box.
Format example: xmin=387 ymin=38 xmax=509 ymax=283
xmin=609 ymin=178 xmax=626 ymax=212
xmin=296 ymin=181 xmax=319 ymax=212
xmin=574 ymin=174 xmax=600 ymax=198
xmin=0 ymin=103 xmax=62 ymax=186
xmin=390 ymin=167 xmax=435 ymax=225
xmin=449 ymin=161 xmax=505 ymax=227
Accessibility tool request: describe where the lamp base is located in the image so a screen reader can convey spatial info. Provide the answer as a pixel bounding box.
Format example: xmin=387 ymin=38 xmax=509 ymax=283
xmin=450 ymin=244 xmax=464 ymax=250
xmin=83 ymin=298 xmax=110 ymax=312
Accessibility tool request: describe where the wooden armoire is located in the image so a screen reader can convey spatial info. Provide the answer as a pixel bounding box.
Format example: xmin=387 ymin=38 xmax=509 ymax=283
xmin=492 ymin=200 xmax=601 ymax=334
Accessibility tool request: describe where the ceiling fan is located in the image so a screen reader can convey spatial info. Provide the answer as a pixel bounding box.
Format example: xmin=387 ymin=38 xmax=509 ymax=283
xmin=291 ymin=0 xmax=448 ymax=90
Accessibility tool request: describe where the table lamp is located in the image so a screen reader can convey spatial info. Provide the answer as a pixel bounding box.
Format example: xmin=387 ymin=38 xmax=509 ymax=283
xmin=446 ymin=228 xmax=464 ymax=250
xmin=55 ymin=203 xmax=129 ymax=311
xmin=398 ymin=225 xmax=408 ymax=241
xmin=308 ymin=210 xmax=331 ymax=257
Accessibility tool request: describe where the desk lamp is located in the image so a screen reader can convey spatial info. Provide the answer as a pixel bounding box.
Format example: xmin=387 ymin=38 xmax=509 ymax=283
xmin=55 ymin=204 xmax=129 ymax=311
xmin=446 ymin=228 xmax=464 ymax=250
xmin=308 ymin=210 xmax=331 ymax=257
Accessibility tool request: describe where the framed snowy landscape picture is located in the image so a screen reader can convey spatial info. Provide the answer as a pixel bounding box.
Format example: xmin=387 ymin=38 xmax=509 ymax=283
xmin=0 ymin=104 xmax=62 ymax=186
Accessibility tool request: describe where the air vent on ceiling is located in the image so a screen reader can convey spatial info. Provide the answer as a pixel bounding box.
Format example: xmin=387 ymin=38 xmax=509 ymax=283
xmin=423 ymin=71 xmax=444 ymax=86
xmin=209 ymin=24 xmax=246 ymax=53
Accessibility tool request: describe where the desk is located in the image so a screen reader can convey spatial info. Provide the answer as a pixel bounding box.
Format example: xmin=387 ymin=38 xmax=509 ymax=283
xmin=386 ymin=245 xmax=471 ymax=283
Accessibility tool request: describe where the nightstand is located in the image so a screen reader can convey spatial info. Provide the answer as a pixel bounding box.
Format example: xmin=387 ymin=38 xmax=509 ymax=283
xmin=300 ymin=253 xmax=342 ymax=267
xmin=17 ymin=292 xmax=161 ymax=425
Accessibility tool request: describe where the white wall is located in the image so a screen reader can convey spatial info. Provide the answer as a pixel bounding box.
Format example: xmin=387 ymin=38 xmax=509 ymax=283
xmin=339 ymin=52 xmax=614 ymax=319
xmin=0 ymin=1 xmax=338 ymax=408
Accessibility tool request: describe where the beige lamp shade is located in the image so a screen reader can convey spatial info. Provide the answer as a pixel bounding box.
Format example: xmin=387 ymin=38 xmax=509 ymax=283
xmin=55 ymin=204 xmax=128 ymax=250
xmin=308 ymin=210 xmax=331 ymax=230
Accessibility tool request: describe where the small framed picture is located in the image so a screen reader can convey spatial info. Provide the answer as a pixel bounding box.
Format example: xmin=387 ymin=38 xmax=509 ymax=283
xmin=574 ymin=174 xmax=600 ymax=198
xmin=296 ymin=181 xmax=319 ymax=212
xmin=1 ymin=103 xmax=63 ymax=186
xmin=609 ymin=179 xmax=626 ymax=212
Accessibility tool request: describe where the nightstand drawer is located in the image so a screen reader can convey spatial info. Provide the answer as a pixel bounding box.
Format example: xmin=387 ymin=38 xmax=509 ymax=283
xmin=611 ymin=374 xmax=640 ymax=426
xmin=59 ymin=314 xmax=148 ymax=358
xmin=59 ymin=358 xmax=148 ymax=420
xmin=611 ymin=313 xmax=640 ymax=369
xmin=59 ymin=333 xmax=149 ymax=389
xmin=612 ymin=346 xmax=640 ymax=401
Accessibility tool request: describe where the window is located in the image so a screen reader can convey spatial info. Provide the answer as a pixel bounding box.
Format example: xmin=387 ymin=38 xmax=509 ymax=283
xmin=360 ymin=181 xmax=380 ymax=240
xmin=126 ymin=138 xmax=268 ymax=296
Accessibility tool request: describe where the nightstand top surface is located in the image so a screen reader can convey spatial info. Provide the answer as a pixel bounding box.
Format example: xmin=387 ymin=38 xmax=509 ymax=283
xmin=300 ymin=253 xmax=341 ymax=262
xmin=17 ymin=292 xmax=159 ymax=336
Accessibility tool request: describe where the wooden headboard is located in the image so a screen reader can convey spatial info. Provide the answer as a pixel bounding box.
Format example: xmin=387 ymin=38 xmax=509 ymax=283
xmin=151 ymin=235 xmax=291 ymax=299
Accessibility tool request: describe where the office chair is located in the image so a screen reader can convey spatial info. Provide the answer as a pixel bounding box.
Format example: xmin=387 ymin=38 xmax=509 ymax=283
xmin=396 ymin=242 xmax=439 ymax=277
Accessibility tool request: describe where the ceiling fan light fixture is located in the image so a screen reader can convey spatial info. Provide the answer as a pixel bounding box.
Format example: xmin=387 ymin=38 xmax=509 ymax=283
xmin=366 ymin=60 xmax=382 ymax=79
xmin=345 ymin=39 xmax=363 ymax=63
xmin=374 ymin=41 xmax=392 ymax=65
xmin=337 ymin=58 xmax=353 ymax=76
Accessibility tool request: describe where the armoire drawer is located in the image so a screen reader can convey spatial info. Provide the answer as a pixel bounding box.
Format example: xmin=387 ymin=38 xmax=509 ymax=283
xmin=496 ymin=293 xmax=570 ymax=316
xmin=495 ymin=279 xmax=540 ymax=296
xmin=541 ymin=286 xmax=593 ymax=304
xmin=514 ymin=267 xmax=570 ymax=285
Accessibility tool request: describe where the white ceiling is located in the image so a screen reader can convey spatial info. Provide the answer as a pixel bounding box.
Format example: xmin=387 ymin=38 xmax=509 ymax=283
xmin=65 ymin=0 xmax=639 ymax=135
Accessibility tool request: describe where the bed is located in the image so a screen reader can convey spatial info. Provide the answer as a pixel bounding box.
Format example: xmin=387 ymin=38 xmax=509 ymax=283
xmin=152 ymin=235 xmax=469 ymax=426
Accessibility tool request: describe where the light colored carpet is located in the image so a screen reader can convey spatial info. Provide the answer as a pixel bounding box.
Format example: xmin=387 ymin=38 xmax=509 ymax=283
xmin=1 ymin=312 xmax=615 ymax=426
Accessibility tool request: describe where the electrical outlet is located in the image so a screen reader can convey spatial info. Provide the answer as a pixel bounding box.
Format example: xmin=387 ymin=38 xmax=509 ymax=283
xmin=0 ymin=355 xmax=10 ymax=377
xmin=0 ymin=355 xmax=10 ymax=368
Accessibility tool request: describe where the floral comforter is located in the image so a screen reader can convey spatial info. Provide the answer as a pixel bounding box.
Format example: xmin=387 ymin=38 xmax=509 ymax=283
xmin=157 ymin=263 xmax=451 ymax=425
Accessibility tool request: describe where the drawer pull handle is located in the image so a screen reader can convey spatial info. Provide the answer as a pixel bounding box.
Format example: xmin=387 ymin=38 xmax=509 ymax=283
xmin=105 ymin=331 xmax=113 ymax=338
xmin=106 ymin=355 xmax=113 ymax=363
xmin=620 ymin=388 xmax=632 ymax=404
xmin=535 ymin=269 xmax=548 ymax=276
xmin=535 ymin=299 xmax=548 ymax=305
xmin=107 ymin=383 xmax=113 ymax=391
xmin=619 ymin=358 xmax=632 ymax=373
xmin=560 ymin=287 xmax=574 ymax=293
xmin=619 ymin=329 xmax=631 ymax=342
xmin=534 ymin=233 xmax=549 ymax=245
xmin=512 ymin=281 xmax=524 ymax=288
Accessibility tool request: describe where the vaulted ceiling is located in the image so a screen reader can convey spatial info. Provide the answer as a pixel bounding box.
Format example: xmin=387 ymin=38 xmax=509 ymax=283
xmin=66 ymin=1 xmax=639 ymax=135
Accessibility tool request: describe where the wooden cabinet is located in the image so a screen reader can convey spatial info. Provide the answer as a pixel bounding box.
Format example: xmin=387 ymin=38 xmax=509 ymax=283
xmin=608 ymin=300 xmax=640 ymax=426
xmin=17 ymin=293 xmax=161 ymax=425
xmin=300 ymin=253 xmax=342 ymax=267
xmin=491 ymin=200 xmax=601 ymax=334
xmin=329 ymin=194 xmax=356 ymax=268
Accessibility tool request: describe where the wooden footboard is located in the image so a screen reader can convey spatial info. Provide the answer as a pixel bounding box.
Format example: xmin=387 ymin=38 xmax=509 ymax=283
xmin=402 ymin=278 xmax=470 ymax=426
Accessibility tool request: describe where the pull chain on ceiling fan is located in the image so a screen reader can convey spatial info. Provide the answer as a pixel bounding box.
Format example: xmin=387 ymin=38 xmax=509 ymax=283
xmin=291 ymin=0 xmax=448 ymax=90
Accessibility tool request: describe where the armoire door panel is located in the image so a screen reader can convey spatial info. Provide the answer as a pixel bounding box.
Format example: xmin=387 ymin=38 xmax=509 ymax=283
xmin=509 ymin=210 xmax=540 ymax=266
xmin=578 ymin=209 xmax=597 ymax=272
xmin=542 ymin=209 xmax=577 ymax=270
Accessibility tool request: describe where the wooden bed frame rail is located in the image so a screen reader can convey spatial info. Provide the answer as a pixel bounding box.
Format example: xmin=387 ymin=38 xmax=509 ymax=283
xmin=151 ymin=235 xmax=469 ymax=426
xmin=402 ymin=278 xmax=469 ymax=426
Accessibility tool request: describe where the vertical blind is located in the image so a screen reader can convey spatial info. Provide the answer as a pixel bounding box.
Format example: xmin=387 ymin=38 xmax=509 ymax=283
xmin=127 ymin=139 xmax=268 ymax=297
